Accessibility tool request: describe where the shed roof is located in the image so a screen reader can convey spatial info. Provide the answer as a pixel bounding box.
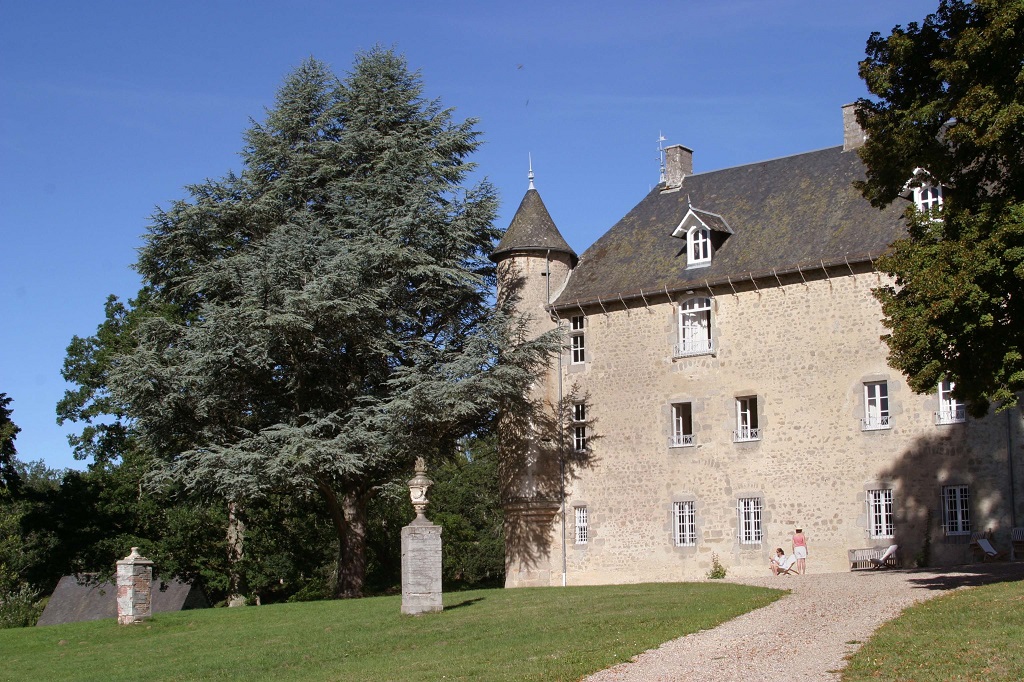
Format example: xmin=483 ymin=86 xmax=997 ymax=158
xmin=35 ymin=575 xmax=208 ymax=626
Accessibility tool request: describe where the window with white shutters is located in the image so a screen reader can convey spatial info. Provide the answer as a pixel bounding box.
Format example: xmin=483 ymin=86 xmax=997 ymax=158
xmin=675 ymin=298 xmax=713 ymax=357
xmin=862 ymin=382 xmax=890 ymax=430
xmin=670 ymin=403 xmax=694 ymax=447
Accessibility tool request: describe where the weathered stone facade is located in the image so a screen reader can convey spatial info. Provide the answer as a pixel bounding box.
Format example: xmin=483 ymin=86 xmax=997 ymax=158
xmin=495 ymin=111 xmax=1024 ymax=587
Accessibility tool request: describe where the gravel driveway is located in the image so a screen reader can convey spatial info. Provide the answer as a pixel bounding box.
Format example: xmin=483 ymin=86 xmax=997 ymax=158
xmin=585 ymin=563 xmax=1024 ymax=682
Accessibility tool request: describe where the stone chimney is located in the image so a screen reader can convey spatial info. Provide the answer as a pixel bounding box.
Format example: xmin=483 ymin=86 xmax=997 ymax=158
xmin=664 ymin=144 xmax=693 ymax=188
xmin=842 ymin=103 xmax=867 ymax=151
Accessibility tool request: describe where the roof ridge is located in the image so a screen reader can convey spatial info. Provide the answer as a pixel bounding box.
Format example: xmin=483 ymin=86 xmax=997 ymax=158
xmin=685 ymin=144 xmax=844 ymax=179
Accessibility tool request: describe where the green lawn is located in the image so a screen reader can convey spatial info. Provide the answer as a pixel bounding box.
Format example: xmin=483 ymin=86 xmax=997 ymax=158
xmin=1 ymin=582 xmax=781 ymax=682
xmin=843 ymin=579 xmax=1024 ymax=681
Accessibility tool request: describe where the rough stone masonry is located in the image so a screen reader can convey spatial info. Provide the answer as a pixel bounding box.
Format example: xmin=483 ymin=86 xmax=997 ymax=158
xmin=116 ymin=547 xmax=154 ymax=625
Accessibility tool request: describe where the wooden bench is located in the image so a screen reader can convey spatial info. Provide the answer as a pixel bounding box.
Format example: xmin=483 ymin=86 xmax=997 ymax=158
xmin=969 ymin=531 xmax=1008 ymax=561
xmin=848 ymin=546 xmax=900 ymax=571
xmin=1011 ymin=528 xmax=1024 ymax=558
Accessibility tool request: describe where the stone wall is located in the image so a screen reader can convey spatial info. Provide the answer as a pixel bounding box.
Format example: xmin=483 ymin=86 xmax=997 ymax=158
xmin=506 ymin=265 xmax=1024 ymax=585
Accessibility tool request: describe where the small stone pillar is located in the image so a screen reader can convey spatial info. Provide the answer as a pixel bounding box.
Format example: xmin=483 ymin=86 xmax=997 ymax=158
xmin=401 ymin=457 xmax=443 ymax=615
xmin=116 ymin=547 xmax=154 ymax=625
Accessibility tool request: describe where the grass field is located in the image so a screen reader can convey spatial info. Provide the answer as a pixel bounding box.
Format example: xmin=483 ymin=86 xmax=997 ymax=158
xmin=0 ymin=582 xmax=782 ymax=682
xmin=843 ymin=578 xmax=1024 ymax=681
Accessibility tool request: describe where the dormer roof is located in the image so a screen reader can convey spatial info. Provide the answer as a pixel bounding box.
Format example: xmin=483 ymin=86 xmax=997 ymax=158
xmin=670 ymin=206 xmax=734 ymax=238
xmin=490 ymin=188 xmax=578 ymax=264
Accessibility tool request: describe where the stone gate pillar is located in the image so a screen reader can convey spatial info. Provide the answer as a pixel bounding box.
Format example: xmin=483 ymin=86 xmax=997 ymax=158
xmin=401 ymin=458 xmax=443 ymax=615
xmin=116 ymin=547 xmax=154 ymax=625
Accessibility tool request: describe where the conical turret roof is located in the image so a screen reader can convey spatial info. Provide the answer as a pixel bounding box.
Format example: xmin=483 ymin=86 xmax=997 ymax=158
xmin=490 ymin=188 xmax=578 ymax=264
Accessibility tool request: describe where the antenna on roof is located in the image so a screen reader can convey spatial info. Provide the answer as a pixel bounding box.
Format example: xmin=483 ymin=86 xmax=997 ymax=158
xmin=528 ymin=153 xmax=535 ymax=190
xmin=658 ymin=132 xmax=667 ymax=184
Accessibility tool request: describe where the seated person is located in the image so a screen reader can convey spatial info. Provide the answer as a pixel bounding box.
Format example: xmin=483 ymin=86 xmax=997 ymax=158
xmin=769 ymin=547 xmax=795 ymax=575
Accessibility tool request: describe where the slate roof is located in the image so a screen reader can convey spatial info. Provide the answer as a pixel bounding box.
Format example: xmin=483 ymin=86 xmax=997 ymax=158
xmin=491 ymin=188 xmax=578 ymax=263
xmin=553 ymin=146 xmax=908 ymax=309
xmin=35 ymin=575 xmax=209 ymax=626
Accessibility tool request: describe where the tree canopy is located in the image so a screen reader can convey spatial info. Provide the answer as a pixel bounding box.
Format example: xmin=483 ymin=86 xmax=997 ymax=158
xmin=100 ymin=49 xmax=553 ymax=597
xmin=0 ymin=393 xmax=21 ymax=492
xmin=856 ymin=0 xmax=1024 ymax=414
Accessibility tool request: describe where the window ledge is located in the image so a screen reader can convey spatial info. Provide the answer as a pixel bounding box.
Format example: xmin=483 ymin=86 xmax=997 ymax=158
xmin=673 ymin=342 xmax=715 ymax=358
xmin=733 ymin=429 xmax=761 ymax=443
xmin=861 ymin=418 xmax=891 ymax=431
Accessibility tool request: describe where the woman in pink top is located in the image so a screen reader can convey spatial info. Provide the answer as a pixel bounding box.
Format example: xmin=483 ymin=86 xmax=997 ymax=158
xmin=792 ymin=527 xmax=808 ymax=574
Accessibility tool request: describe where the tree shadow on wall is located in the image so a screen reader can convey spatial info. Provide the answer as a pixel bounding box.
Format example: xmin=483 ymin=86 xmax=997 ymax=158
xmin=872 ymin=408 xmax=1020 ymax=573
xmin=499 ymin=386 xmax=600 ymax=577
xmin=494 ymin=263 xmax=599 ymax=577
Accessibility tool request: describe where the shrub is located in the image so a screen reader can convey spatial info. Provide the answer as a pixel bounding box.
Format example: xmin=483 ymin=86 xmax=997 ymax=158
xmin=706 ymin=553 xmax=727 ymax=579
xmin=0 ymin=584 xmax=42 ymax=628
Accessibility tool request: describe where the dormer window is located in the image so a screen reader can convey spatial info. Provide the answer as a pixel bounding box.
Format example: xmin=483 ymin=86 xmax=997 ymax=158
xmin=908 ymin=168 xmax=944 ymax=216
xmin=688 ymin=226 xmax=712 ymax=266
xmin=914 ymin=183 xmax=944 ymax=213
xmin=671 ymin=206 xmax=732 ymax=269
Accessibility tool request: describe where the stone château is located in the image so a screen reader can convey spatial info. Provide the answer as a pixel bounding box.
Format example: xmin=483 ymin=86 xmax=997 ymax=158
xmin=493 ymin=105 xmax=1024 ymax=585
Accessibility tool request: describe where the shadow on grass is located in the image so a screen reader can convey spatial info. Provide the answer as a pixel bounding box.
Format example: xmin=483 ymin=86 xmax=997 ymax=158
xmin=445 ymin=597 xmax=485 ymax=610
xmin=861 ymin=562 xmax=1024 ymax=591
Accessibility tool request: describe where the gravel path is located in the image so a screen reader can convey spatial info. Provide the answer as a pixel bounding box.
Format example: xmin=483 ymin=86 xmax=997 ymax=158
xmin=585 ymin=564 xmax=1024 ymax=682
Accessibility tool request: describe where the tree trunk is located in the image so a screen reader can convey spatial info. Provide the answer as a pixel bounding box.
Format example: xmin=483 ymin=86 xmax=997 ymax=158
xmin=319 ymin=483 xmax=369 ymax=599
xmin=338 ymin=489 xmax=369 ymax=598
xmin=226 ymin=501 xmax=247 ymax=607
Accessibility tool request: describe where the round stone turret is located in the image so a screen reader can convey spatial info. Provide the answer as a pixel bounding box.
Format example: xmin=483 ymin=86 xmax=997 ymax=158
xmin=491 ymin=171 xmax=577 ymax=589
xmin=490 ymin=188 xmax=577 ymax=265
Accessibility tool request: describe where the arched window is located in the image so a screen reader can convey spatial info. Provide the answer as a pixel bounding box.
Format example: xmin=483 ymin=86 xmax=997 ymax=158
xmin=687 ymin=226 xmax=712 ymax=266
xmin=914 ymin=183 xmax=944 ymax=213
xmin=676 ymin=297 xmax=713 ymax=356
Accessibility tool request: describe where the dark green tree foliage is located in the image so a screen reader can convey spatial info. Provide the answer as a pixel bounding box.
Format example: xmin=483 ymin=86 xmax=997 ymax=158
xmin=361 ymin=438 xmax=504 ymax=593
xmin=362 ymin=483 xmax=412 ymax=595
xmin=856 ymin=0 xmax=1024 ymax=414
xmin=428 ymin=437 xmax=504 ymax=588
xmin=58 ymin=295 xmax=150 ymax=464
xmin=108 ymin=50 xmax=553 ymax=598
xmin=0 ymin=461 xmax=57 ymax=627
xmin=0 ymin=393 xmax=20 ymax=491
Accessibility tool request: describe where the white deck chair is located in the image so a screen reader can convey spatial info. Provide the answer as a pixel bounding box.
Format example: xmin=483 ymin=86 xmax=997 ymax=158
xmin=976 ymin=538 xmax=1007 ymax=560
xmin=869 ymin=544 xmax=899 ymax=569
xmin=774 ymin=554 xmax=798 ymax=575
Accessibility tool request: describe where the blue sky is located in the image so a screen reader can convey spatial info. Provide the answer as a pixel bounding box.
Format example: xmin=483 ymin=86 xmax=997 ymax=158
xmin=1 ymin=0 xmax=939 ymax=470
